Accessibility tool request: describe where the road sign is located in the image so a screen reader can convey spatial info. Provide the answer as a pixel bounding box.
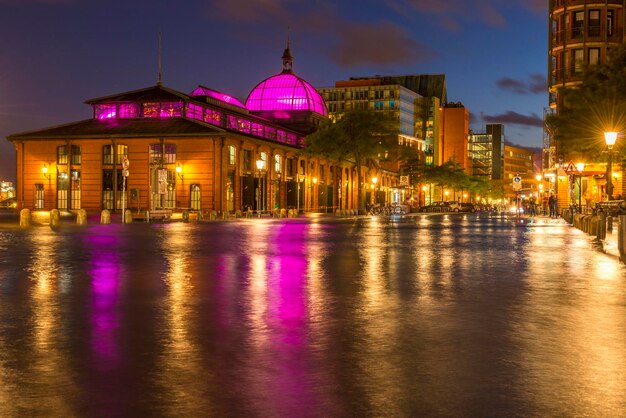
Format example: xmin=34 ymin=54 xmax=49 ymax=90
xmin=399 ymin=176 xmax=409 ymax=186
xmin=564 ymin=160 xmax=576 ymax=173
xmin=122 ymin=157 xmax=130 ymax=170
xmin=512 ymin=176 xmax=522 ymax=191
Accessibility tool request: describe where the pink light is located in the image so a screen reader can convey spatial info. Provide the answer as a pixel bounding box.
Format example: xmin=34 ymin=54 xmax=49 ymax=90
xmin=246 ymin=73 xmax=328 ymax=116
xmin=190 ymin=86 xmax=246 ymax=108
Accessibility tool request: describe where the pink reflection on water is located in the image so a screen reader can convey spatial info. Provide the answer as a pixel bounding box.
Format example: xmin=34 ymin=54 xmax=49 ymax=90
xmin=85 ymin=234 xmax=122 ymax=366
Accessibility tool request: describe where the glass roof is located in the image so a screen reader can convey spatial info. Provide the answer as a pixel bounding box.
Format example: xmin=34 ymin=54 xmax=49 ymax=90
xmin=245 ymin=73 xmax=327 ymax=116
xmin=190 ymin=86 xmax=246 ymax=108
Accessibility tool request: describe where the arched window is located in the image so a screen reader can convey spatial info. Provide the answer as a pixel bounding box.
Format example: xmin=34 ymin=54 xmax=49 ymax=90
xmin=274 ymin=154 xmax=282 ymax=174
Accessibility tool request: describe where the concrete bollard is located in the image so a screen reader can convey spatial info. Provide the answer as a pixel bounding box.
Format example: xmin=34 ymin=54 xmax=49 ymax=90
xmin=50 ymin=209 xmax=61 ymax=228
xmin=235 ymin=210 xmax=242 ymax=218
xmin=619 ymin=215 xmax=626 ymax=261
xmin=273 ymin=209 xmax=280 ymax=218
xmin=124 ymin=209 xmax=133 ymax=224
xmin=608 ymin=215 xmax=613 ymax=233
xmin=77 ymin=209 xmax=88 ymax=225
xmin=210 ymin=210 xmax=217 ymax=220
xmin=182 ymin=210 xmax=189 ymax=222
xmin=280 ymin=208 xmax=287 ymax=218
xmin=597 ymin=211 xmax=606 ymax=240
xmin=101 ymin=209 xmax=111 ymax=224
xmin=19 ymin=208 xmax=31 ymax=228
xmin=589 ymin=216 xmax=598 ymax=236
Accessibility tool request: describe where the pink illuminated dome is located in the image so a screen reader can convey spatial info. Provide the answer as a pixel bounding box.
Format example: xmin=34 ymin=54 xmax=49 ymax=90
xmin=245 ymin=44 xmax=327 ymax=118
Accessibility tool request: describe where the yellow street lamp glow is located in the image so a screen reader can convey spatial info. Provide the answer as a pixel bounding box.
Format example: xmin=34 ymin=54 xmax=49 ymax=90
xmin=535 ymin=174 xmax=542 ymax=182
xmin=312 ymin=177 xmax=318 ymax=184
xmin=576 ymin=162 xmax=585 ymax=172
xmin=422 ymin=186 xmax=427 ymax=192
xmin=370 ymin=184 xmax=375 ymax=189
xmin=42 ymin=164 xmax=50 ymax=180
xmin=256 ymin=159 xmax=265 ymax=170
xmin=372 ymin=177 xmax=378 ymax=184
xmin=444 ymin=190 xmax=449 ymax=196
xmin=604 ymin=131 xmax=618 ymax=149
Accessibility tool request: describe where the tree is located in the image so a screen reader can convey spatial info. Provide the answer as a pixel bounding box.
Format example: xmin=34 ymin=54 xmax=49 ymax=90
xmin=304 ymin=109 xmax=397 ymax=213
xmin=546 ymin=44 xmax=626 ymax=162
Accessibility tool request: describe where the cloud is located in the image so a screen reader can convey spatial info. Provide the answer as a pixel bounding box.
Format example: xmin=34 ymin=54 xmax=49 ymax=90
xmin=496 ymin=73 xmax=546 ymax=94
xmin=207 ymin=0 xmax=431 ymax=68
xmin=484 ymin=111 xmax=544 ymax=128
xmin=329 ymin=22 xmax=436 ymax=68
xmin=386 ymin=0 xmax=545 ymax=30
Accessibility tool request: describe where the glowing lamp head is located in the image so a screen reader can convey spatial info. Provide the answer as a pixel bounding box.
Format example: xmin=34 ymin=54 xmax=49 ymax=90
xmin=372 ymin=177 xmax=378 ymax=184
xmin=575 ymin=163 xmax=585 ymax=172
xmin=312 ymin=177 xmax=317 ymax=184
xmin=604 ymin=131 xmax=618 ymax=148
xmin=256 ymin=159 xmax=265 ymax=171
xmin=176 ymin=164 xmax=182 ymax=174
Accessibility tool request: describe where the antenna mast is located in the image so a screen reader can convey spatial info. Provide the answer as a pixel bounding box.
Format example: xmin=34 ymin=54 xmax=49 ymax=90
xmin=157 ymin=31 xmax=163 ymax=86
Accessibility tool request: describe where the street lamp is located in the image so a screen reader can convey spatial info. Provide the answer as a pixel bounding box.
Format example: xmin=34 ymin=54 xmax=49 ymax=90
xmin=176 ymin=163 xmax=183 ymax=180
xmin=575 ymin=162 xmax=585 ymax=212
xmin=422 ymin=185 xmax=427 ymax=206
xmin=296 ymin=173 xmax=304 ymax=213
xmin=604 ymin=131 xmax=618 ymax=200
xmin=256 ymin=158 xmax=265 ymax=217
xmin=42 ymin=164 xmax=50 ymax=180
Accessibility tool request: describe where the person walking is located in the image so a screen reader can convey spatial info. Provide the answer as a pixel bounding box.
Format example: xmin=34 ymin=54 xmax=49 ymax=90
xmin=548 ymin=194 xmax=557 ymax=218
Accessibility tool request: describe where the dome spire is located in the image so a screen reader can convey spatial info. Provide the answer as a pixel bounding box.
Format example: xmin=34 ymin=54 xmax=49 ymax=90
xmin=282 ymin=30 xmax=293 ymax=73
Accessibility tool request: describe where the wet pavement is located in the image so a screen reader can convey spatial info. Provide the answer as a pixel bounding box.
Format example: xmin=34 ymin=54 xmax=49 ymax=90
xmin=0 ymin=212 xmax=625 ymax=417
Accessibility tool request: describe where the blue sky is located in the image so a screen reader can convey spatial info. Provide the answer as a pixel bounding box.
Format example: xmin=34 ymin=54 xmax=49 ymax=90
xmin=0 ymin=0 xmax=547 ymax=181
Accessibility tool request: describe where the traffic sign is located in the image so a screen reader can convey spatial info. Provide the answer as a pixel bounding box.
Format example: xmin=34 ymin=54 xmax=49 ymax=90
xmin=122 ymin=157 xmax=130 ymax=170
xmin=564 ymin=160 xmax=576 ymax=173
xmin=512 ymin=176 xmax=522 ymax=191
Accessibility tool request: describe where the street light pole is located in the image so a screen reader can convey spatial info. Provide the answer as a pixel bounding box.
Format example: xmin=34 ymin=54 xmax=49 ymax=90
xmin=605 ymin=131 xmax=618 ymax=201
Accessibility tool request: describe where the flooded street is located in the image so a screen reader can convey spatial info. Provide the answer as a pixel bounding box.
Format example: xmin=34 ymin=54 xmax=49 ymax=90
xmin=0 ymin=214 xmax=625 ymax=417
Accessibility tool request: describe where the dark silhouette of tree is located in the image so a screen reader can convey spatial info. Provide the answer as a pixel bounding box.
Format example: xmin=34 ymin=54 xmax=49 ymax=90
xmin=304 ymin=109 xmax=397 ymax=213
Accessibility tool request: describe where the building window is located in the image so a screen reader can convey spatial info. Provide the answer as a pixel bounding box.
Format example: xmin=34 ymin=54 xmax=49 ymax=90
xmin=34 ymin=184 xmax=44 ymax=209
xmin=274 ymin=154 xmax=282 ymax=174
xmin=149 ymin=143 xmax=176 ymax=164
xmin=95 ymin=104 xmax=116 ymax=119
xmin=58 ymin=146 xmax=68 ymax=165
xmin=588 ymin=48 xmax=600 ymax=66
xmin=588 ymin=10 xmax=600 ymax=36
xmin=119 ymin=103 xmax=139 ymax=118
xmin=143 ymin=101 xmax=183 ymax=118
xmin=116 ymin=145 xmax=128 ymax=165
xmin=574 ymin=49 xmax=584 ymax=73
xmin=228 ymin=145 xmax=236 ymax=165
xmin=607 ymin=10 xmax=615 ymax=36
xmin=185 ymin=103 xmax=203 ymax=120
xmin=572 ymin=11 xmax=584 ymax=38
xmin=190 ymin=184 xmax=201 ymax=210
xmin=103 ymin=145 xmax=114 ymax=165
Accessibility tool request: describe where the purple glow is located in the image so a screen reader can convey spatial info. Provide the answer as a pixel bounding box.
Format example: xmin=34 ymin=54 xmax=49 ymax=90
xmin=95 ymin=103 xmax=140 ymax=119
xmin=95 ymin=104 xmax=116 ymax=119
xmin=143 ymin=101 xmax=183 ymax=118
xmin=190 ymin=86 xmax=246 ymax=108
xmin=246 ymin=73 xmax=328 ymax=116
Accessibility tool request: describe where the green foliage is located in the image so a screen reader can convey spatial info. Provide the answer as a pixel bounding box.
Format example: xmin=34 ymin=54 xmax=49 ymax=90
xmin=304 ymin=109 xmax=398 ymax=212
xmin=546 ymin=44 xmax=626 ymax=162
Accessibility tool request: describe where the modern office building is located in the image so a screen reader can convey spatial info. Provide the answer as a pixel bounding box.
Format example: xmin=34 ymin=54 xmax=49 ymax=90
xmin=6 ymin=46 xmax=367 ymax=215
xmin=504 ymin=145 xmax=536 ymax=181
xmin=468 ymin=124 xmax=504 ymax=180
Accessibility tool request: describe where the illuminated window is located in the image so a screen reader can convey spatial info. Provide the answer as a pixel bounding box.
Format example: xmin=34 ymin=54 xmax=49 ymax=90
xmin=58 ymin=145 xmax=80 ymax=165
xmin=274 ymin=154 xmax=282 ymax=173
xmin=228 ymin=146 xmax=236 ymax=165
xmin=608 ymin=10 xmax=615 ymax=36
xmin=119 ymin=103 xmax=139 ymax=118
xmin=143 ymin=102 xmax=183 ymax=118
xmin=95 ymin=104 xmax=116 ymax=119
xmin=186 ymin=103 xmax=203 ymax=120
xmin=588 ymin=48 xmax=600 ymax=65
xmin=588 ymin=10 xmax=600 ymax=36
xmin=251 ymin=122 xmax=264 ymax=137
xmin=190 ymin=184 xmax=201 ymax=210
xmin=204 ymin=108 xmax=223 ymax=126
xmin=574 ymin=49 xmax=583 ymax=73
xmin=116 ymin=145 xmax=128 ymax=165
xmin=572 ymin=11 xmax=584 ymax=38
xmin=149 ymin=143 xmax=176 ymax=164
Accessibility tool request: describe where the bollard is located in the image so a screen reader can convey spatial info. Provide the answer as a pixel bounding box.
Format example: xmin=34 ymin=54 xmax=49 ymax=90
xmin=280 ymin=208 xmax=287 ymax=218
xmin=50 ymin=209 xmax=61 ymax=228
xmin=608 ymin=215 xmax=613 ymax=233
xmin=619 ymin=215 xmax=626 ymax=261
xmin=589 ymin=216 xmax=598 ymax=236
xmin=273 ymin=209 xmax=280 ymax=218
xmin=101 ymin=209 xmax=111 ymax=224
xmin=597 ymin=211 xmax=606 ymax=240
xmin=210 ymin=210 xmax=217 ymax=220
xmin=235 ymin=210 xmax=242 ymax=219
xmin=182 ymin=210 xmax=189 ymax=222
xmin=19 ymin=208 xmax=31 ymax=228
xmin=77 ymin=209 xmax=88 ymax=225
xmin=124 ymin=209 xmax=133 ymax=224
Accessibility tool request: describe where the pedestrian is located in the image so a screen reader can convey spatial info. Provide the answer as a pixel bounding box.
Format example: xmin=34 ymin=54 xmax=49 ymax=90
xmin=548 ymin=194 xmax=557 ymax=218
xmin=529 ymin=195 xmax=536 ymax=217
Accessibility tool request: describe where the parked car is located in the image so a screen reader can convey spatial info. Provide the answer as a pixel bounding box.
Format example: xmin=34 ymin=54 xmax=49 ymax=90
xmin=0 ymin=197 xmax=16 ymax=208
xmin=446 ymin=201 xmax=461 ymax=212
xmin=419 ymin=202 xmax=452 ymax=212
xmin=460 ymin=202 xmax=476 ymax=213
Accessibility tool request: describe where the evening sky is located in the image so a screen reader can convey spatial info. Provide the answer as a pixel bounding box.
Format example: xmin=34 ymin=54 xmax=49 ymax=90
xmin=0 ymin=0 xmax=547 ymax=181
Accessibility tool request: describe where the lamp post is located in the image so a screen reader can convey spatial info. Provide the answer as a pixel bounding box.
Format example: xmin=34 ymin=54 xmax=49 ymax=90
xmin=372 ymin=177 xmax=378 ymax=207
xmin=605 ymin=131 xmax=618 ymax=200
xmin=312 ymin=177 xmax=317 ymax=212
xmin=256 ymin=158 xmax=265 ymax=217
xmin=296 ymin=173 xmax=304 ymax=213
xmin=575 ymin=162 xmax=584 ymax=212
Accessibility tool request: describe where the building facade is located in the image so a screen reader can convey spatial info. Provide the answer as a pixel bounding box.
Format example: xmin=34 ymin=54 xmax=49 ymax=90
xmin=468 ymin=124 xmax=505 ymax=180
xmin=440 ymin=103 xmax=470 ymax=170
xmin=548 ymin=0 xmax=625 ymax=108
xmin=7 ymin=48 xmax=366 ymax=215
